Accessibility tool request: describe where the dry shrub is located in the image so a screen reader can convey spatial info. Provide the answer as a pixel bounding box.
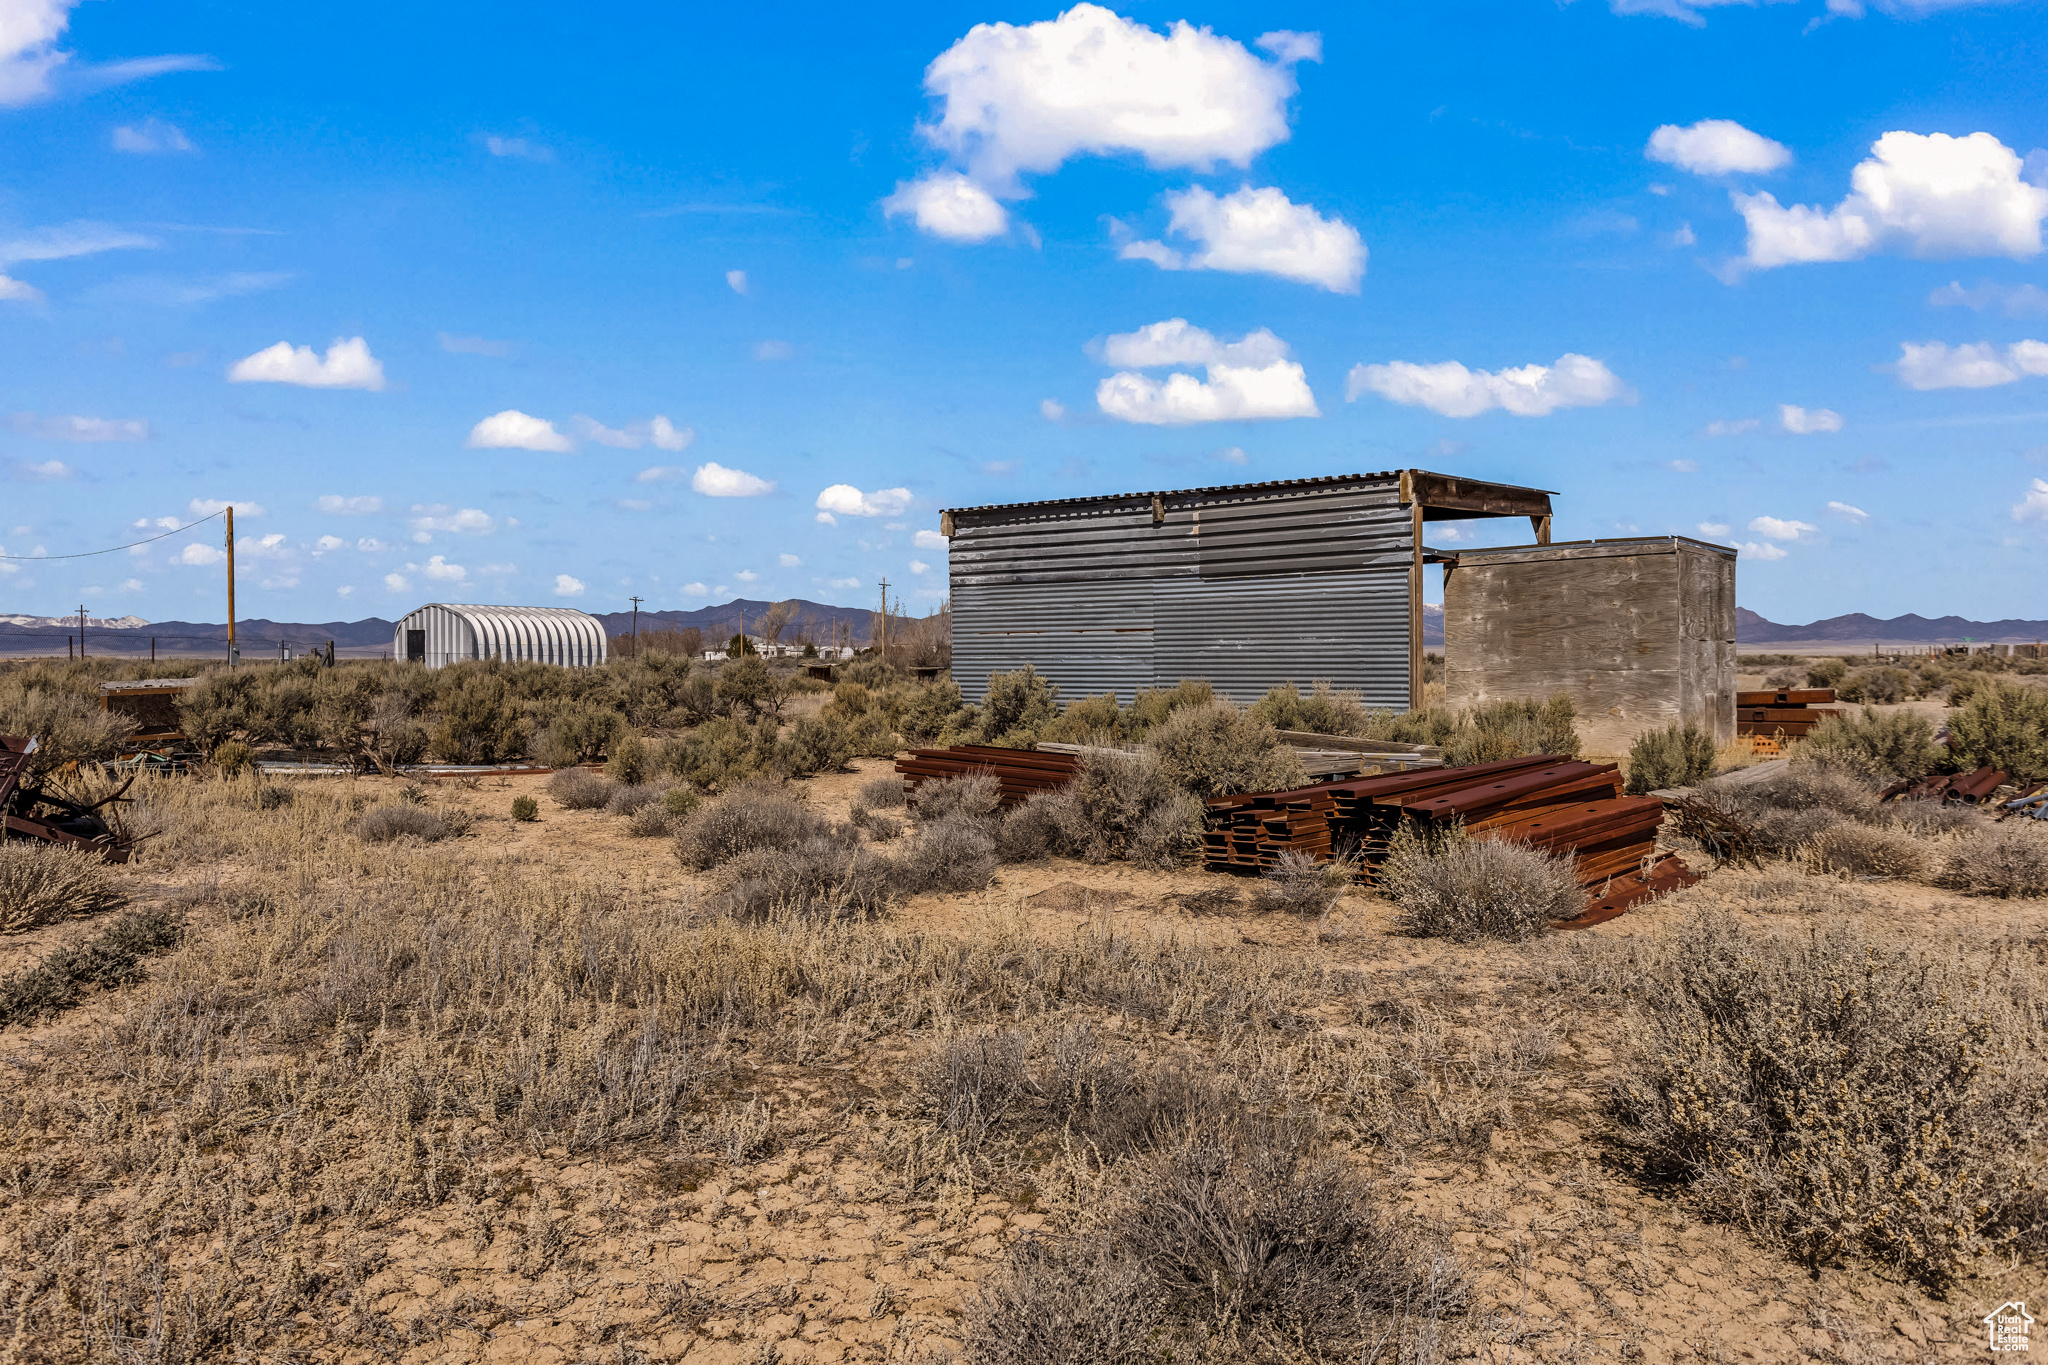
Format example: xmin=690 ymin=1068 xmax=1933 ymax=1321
xmin=511 ymin=794 xmax=539 ymax=822
xmin=1624 ymin=722 xmax=1716 ymax=794
xmin=894 ymin=813 xmax=998 ymax=894
xmin=1885 ymin=799 xmax=1981 ymax=837
xmin=349 ymin=804 xmax=453 ymax=843
xmin=1146 ymin=702 xmax=1307 ymax=799
xmin=604 ymin=781 xmax=668 ymax=816
xmin=0 ymin=678 xmax=136 ymax=779
xmin=625 ymin=804 xmax=675 ymax=838
xmin=0 ymin=906 xmax=183 ymax=1026
xmin=910 ymin=772 xmax=1001 ymax=823
xmin=1804 ymin=823 xmax=1928 ymax=879
xmin=907 ymin=1027 xmax=1031 ymax=1157
xmin=1380 ymin=825 xmax=1581 ymax=941
xmin=1040 ymin=749 xmax=1201 ymax=867
xmin=995 ymin=791 xmax=1061 ymax=863
xmin=0 ymin=842 xmax=127 ymax=934
xmin=1699 ymin=757 xmax=1884 ymax=857
xmin=1255 ymin=849 xmax=1355 ymax=915
xmin=717 ymin=836 xmax=891 ymax=921
xmin=673 ymin=779 xmax=828 ymax=869
xmin=858 ymin=774 xmax=906 ymax=809
xmin=1705 ymin=864 xmax=1876 ymax=916
xmin=1803 ymin=706 xmax=1943 ymax=781
xmin=963 ymin=1116 xmax=1467 ymax=1365
xmin=547 ymin=766 xmax=615 ymax=810
xmin=1939 ymin=822 xmax=2048 ymax=897
xmin=1618 ymin=911 xmax=2048 ymax=1285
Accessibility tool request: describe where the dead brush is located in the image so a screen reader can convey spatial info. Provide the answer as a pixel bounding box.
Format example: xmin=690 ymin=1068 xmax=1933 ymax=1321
xmin=545 ymin=766 xmax=616 ymax=810
xmin=1802 ymin=823 xmax=1929 ymax=880
xmin=962 ymin=1111 xmax=1469 ymax=1365
xmin=0 ymin=841 xmax=127 ymax=934
xmin=1379 ymin=824 xmax=1582 ymax=942
xmin=892 ymin=812 xmax=998 ymax=894
xmin=349 ymin=803 xmax=455 ymax=843
xmin=1939 ymin=821 xmax=2048 ymax=897
xmin=673 ymin=778 xmax=829 ymax=869
xmin=716 ymin=836 xmax=892 ymax=921
xmin=1615 ymin=909 xmax=2048 ymax=1286
xmin=1254 ymin=849 xmax=1356 ymax=915
xmin=1691 ymin=864 xmax=1876 ymax=915
xmin=908 ymin=771 xmax=1001 ymax=823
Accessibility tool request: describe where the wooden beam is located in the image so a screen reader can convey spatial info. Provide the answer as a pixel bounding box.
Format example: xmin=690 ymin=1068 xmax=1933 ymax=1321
xmin=1405 ymin=470 xmax=1554 ymax=519
xmin=1530 ymin=513 xmax=1552 ymax=544
xmin=1409 ymin=499 xmax=1424 ymax=710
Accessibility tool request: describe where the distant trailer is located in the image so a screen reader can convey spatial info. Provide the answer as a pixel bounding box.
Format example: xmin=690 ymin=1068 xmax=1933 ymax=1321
xmin=1443 ymin=536 xmax=1737 ymax=759
xmin=941 ymin=470 xmax=1554 ymax=710
xmin=393 ymin=603 xmax=608 ymax=669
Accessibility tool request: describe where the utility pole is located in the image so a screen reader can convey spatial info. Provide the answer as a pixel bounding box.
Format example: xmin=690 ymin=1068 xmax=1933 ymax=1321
xmin=630 ymin=595 xmax=643 ymax=659
xmin=225 ymin=506 xmax=238 ymax=668
xmin=77 ymin=604 xmax=86 ymax=659
xmin=878 ymin=578 xmax=889 ymax=660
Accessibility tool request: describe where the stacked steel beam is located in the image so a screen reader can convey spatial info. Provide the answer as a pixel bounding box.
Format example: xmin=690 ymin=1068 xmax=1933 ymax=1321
xmin=895 ymin=745 xmax=1081 ymax=808
xmin=1736 ymin=688 xmax=1839 ymax=739
xmin=1884 ymin=765 xmax=2009 ymax=804
xmin=1201 ymin=752 xmax=1691 ymax=907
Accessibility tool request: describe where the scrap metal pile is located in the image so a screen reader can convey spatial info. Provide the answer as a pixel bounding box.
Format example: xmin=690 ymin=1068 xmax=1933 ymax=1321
xmin=1 ymin=735 xmax=135 ymax=863
xmin=896 ymin=744 xmax=1081 ymax=808
xmin=1736 ymin=688 xmax=1840 ymax=740
xmin=1886 ymin=765 xmax=2011 ymax=804
xmin=1200 ymin=752 xmax=1696 ymax=919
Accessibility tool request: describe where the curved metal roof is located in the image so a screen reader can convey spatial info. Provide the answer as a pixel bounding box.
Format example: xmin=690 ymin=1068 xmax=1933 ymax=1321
xmin=394 ymin=603 xmax=608 ymax=668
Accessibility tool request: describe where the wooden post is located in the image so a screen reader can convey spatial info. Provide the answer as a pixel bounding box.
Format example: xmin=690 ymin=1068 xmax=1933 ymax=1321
xmin=225 ymin=506 xmax=237 ymax=668
xmin=1406 ymin=483 xmax=1425 ymax=711
xmin=878 ymin=577 xmax=889 ymax=660
xmin=1529 ymin=514 xmax=1552 ymax=545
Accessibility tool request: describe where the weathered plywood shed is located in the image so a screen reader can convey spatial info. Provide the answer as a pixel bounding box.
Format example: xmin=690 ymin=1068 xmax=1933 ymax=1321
xmin=394 ymin=604 xmax=608 ymax=669
xmin=99 ymin=677 xmax=197 ymax=739
xmin=1443 ymin=537 xmax=1736 ymax=758
xmin=943 ymin=470 xmax=1554 ymax=708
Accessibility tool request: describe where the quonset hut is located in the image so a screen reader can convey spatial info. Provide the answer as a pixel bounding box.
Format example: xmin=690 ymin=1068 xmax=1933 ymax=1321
xmin=941 ymin=471 xmax=1553 ymax=709
xmin=394 ymin=603 xmax=609 ymax=669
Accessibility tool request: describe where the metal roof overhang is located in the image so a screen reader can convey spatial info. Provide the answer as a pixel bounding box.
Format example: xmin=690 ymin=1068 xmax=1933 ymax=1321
xmin=940 ymin=469 xmax=1555 ymax=533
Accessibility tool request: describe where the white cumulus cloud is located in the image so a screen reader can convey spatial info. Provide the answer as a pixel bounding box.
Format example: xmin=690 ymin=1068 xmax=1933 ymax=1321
xmin=179 ymin=543 xmax=224 ymax=566
xmin=726 ymin=269 xmax=748 ymax=294
xmin=1118 ymin=185 xmax=1364 ymax=293
xmin=1748 ymin=515 xmax=1817 ymax=541
xmin=909 ymin=559 xmax=930 ymax=575
xmin=466 ymin=409 xmax=572 ymax=451
xmin=915 ymin=5 xmax=1315 ymax=192
xmin=1095 ymin=320 xmax=1317 ymax=425
xmin=1893 ymin=338 xmax=2048 ymax=389
xmin=553 ymin=574 xmax=585 ymax=597
xmin=1735 ymin=540 xmax=1788 ymax=561
xmin=188 ymin=498 xmax=264 ymax=518
xmin=227 ymin=336 xmax=386 ymax=390
xmin=316 ymin=494 xmax=383 ymax=514
xmin=914 ymin=529 xmax=947 ymax=550
xmin=409 ymin=505 xmax=495 ymax=537
xmin=1697 ymin=521 xmax=1732 ymax=537
xmin=1735 ymin=131 xmax=2048 ymax=270
xmin=1779 ymin=403 xmax=1844 ymax=433
xmin=2014 ymin=477 xmax=2048 ymax=522
xmin=17 ymin=459 xmax=70 ymax=480
xmin=882 ymin=172 xmax=1009 ymax=242
xmin=1039 ymin=398 xmax=1065 ymax=421
xmin=1703 ymin=417 xmax=1761 ymax=436
xmin=734 ymin=569 xmax=758 ymax=583
xmin=1345 ymin=353 xmax=1626 ymax=419
xmin=1827 ymin=501 xmax=1870 ymax=521
xmin=817 ymin=485 xmax=913 ymax=518
xmin=569 ymin=414 xmax=694 ymax=450
xmin=384 ymin=572 xmax=410 ymax=592
xmin=421 ymin=555 xmax=466 ymax=582
xmin=779 ymin=553 xmax=802 ymax=567
xmin=1645 ymin=119 xmax=1790 ymax=176
xmin=692 ymin=462 xmax=776 ymax=497
xmin=314 ymin=535 xmax=345 ymax=553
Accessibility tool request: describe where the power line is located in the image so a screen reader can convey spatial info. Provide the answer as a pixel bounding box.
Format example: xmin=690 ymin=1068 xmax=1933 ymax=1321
xmin=0 ymin=509 xmax=225 ymax=560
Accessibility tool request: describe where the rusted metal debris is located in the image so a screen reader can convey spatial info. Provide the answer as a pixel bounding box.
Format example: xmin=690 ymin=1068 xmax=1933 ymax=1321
xmin=1199 ymin=752 xmax=1697 ymax=922
xmin=1735 ymin=688 xmax=1840 ymax=740
xmin=1 ymin=735 xmax=136 ymax=863
xmin=895 ymin=745 xmax=1081 ymax=807
xmin=1664 ymin=796 xmax=1763 ymax=868
xmin=1884 ymin=765 xmax=2011 ymax=804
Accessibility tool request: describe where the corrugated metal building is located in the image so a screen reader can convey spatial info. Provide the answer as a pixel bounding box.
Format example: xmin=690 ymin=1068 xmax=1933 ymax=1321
xmin=1443 ymin=537 xmax=1737 ymax=758
xmin=394 ymin=603 xmax=609 ymax=669
xmin=941 ymin=471 xmax=1553 ymax=708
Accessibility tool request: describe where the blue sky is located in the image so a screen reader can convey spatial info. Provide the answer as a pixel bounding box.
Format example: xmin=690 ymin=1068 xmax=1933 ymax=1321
xmin=2 ymin=0 xmax=2045 ymax=626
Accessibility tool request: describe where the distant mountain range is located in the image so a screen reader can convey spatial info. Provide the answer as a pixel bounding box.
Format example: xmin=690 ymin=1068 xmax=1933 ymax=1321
xmin=0 ymin=597 xmax=883 ymax=657
xmin=1739 ymin=608 xmax=2048 ymax=646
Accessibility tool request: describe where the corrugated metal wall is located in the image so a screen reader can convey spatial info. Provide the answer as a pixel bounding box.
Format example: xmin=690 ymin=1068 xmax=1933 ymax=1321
xmin=947 ymin=477 xmax=1415 ymax=707
xmin=392 ymin=604 xmax=609 ymax=669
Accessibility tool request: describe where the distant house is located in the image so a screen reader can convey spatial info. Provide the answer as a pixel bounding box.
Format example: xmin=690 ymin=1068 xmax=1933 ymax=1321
xmin=394 ymin=604 xmax=608 ymax=669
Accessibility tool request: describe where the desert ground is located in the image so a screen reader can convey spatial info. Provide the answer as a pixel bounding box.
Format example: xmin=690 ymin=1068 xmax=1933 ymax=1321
xmin=1 ymin=747 xmax=2042 ymax=1365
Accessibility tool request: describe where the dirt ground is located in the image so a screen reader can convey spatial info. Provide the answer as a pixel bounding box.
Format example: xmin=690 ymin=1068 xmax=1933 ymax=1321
xmin=2 ymin=755 xmax=2044 ymax=1363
